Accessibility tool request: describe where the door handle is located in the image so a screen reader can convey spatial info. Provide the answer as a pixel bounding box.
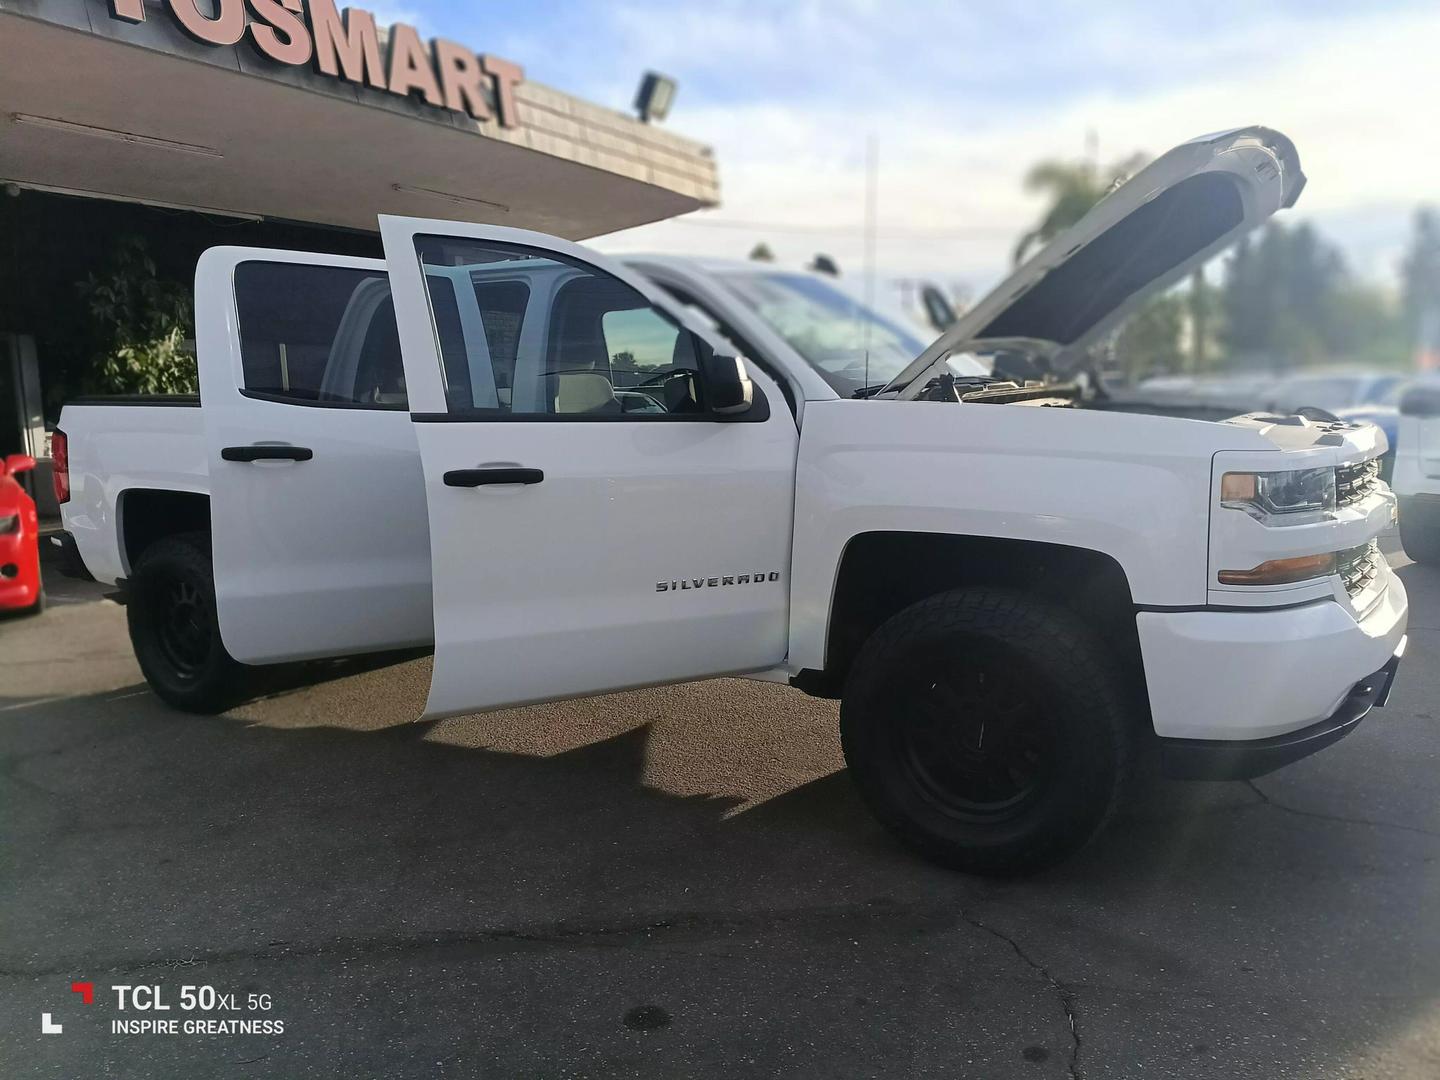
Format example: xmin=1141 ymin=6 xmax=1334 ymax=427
xmin=221 ymin=445 xmax=314 ymax=462
xmin=443 ymin=467 xmax=544 ymax=487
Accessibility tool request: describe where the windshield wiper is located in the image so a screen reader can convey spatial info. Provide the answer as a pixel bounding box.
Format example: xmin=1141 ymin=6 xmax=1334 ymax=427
xmin=851 ymin=384 xmax=890 ymax=399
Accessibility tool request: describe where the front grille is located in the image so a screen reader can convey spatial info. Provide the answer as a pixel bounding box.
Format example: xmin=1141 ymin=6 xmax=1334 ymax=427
xmin=1336 ymin=458 xmax=1381 ymax=509
xmin=1337 ymin=540 xmax=1382 ymax=599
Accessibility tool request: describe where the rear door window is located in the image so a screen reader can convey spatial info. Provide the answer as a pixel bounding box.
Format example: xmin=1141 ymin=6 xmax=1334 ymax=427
xmin=234 ymin=263 xmax=405 ymax=408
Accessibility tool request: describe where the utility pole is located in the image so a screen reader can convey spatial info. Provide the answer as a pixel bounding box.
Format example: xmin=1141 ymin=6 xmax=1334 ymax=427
xmin=1190 ymin=269 xmax=1208 ymax=373
xmin=861 ymin=133 xmax=878 ymax=391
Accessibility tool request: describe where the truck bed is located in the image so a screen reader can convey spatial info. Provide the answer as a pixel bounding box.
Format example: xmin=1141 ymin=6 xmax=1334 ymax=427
xmin=59 ymin=398 xmax=207 ymax=586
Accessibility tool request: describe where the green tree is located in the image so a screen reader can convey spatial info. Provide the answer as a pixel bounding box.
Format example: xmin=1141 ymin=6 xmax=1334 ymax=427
xmin=1401 ymin=207 xmax=1440 ymax=354
xmin=1113 ymin=293 xmax=1185 ymax=380
xmin=1012 ymin=152 xmax=1147 ymax=265
xmin=1327 ymin=284 xmax=1410 ymax=368
xmin=1219 ymin=221 xmax=1351 ymax=368
xmin=78 ymin=235 xmax=196 ymax=395
xmin=1188 ymin=271 xmax=1216 ymax=372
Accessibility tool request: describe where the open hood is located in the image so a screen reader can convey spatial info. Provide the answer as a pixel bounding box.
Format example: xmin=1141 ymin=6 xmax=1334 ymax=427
xmin=885 ymin=126 xmax=1305 ymax=398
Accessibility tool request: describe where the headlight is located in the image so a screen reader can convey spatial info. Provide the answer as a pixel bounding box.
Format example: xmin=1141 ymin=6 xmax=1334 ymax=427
xmin=1220 ymin=467 xmax=1336 ymax=525
xmin=0 ymin=514 xmax=18 ymax=534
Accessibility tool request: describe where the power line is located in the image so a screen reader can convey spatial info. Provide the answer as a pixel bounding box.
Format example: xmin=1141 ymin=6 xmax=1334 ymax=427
xmin=658 ymin=216 xmax=1018 ymax=239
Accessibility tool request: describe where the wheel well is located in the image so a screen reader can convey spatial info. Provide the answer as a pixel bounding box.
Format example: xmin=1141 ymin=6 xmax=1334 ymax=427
xmin=119 ymin=489 xmax=210 ymax=574
xmin=811 ymin=532 xmax=1148 ymax=709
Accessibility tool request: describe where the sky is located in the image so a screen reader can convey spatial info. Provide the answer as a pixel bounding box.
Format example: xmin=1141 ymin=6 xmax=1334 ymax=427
xmin=385 ymin=0 xmax=1437 ymax=299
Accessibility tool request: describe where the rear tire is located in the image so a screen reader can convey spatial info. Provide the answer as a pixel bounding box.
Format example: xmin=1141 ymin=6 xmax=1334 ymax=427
xmin=1399 ymin=514 xmax=1440 ymax=566
xmin=127 ymin=534 xmax=245 ymax=714
xmin=840 ymin=587 xmax=1132 ymax=877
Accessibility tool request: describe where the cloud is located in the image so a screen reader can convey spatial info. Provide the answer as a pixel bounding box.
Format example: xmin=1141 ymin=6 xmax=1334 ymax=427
xmin=580 ymin=2 xmax=1436 ymax=291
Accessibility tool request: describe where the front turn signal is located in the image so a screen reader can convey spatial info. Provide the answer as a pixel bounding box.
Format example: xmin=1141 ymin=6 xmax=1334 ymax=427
xmin=1218 ymin=552 xmax=1337 ymax=586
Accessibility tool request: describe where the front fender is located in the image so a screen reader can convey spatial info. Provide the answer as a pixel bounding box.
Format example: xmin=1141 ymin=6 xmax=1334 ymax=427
xmin=787 ymin=399 xmax=1270 ymax=672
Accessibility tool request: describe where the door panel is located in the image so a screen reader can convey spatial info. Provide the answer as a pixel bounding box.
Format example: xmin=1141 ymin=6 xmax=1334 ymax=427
xmin=379 ymin=217 xmax=798 ymax=717
xmin=195 ymin=248 xmax=432 ymax=663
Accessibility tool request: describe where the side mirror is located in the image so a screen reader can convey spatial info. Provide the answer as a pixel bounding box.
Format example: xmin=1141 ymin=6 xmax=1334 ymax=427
xmin=4 ymin=454 xmax=36 ymax=476
xmin=694 ymin=336 xmax=753 ymax=416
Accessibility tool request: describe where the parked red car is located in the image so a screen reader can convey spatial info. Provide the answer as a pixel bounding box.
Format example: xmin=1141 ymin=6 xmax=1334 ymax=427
xmin=1 ymin=454 xmax=44 ymax=615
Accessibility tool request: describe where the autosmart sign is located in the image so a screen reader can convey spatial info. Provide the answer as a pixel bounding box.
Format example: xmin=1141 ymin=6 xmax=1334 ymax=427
xmin=106 ymin=0 xmax=524 ymax=128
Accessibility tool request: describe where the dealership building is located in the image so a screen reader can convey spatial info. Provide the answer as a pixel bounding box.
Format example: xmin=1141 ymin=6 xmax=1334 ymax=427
xmin=0 ymin=0 xmax=719 ymax=510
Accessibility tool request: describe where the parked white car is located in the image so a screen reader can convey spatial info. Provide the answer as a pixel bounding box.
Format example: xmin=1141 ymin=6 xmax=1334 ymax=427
xmin=53 ymin=128 xmax=1407 ymax=875
xmin=1394 ymin=378 xmax=1440 ymax=564
xmin=1268 ymin=370 xmax=1407 ymax=415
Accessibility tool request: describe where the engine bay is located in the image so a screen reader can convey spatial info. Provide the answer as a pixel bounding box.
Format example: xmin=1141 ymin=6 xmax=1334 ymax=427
xmin=914 ymin=371 xmax=1080 ymax=408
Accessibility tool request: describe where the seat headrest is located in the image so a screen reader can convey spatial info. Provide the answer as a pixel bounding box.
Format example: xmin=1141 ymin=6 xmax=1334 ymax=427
xmin=671 ymin=330 xmax=697 ymax=369
xmin=548 ymin=371 xmax=621 ymax=415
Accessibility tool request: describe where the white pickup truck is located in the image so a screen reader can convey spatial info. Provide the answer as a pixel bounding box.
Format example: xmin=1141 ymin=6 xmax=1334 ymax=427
xmin=54 ymin=128 xmax=1408 ymax=875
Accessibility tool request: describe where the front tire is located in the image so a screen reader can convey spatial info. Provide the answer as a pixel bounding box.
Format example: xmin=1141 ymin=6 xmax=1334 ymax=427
xmin=840 ymin=588 xmax=1132 ymax=877
xmin=127 ymin=534 xmax=244 ymax=713
xmin=1399 ymin=513 xmax=1440 ymax=567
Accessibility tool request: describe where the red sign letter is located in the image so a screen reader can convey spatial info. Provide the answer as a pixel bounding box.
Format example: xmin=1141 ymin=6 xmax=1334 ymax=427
xmin=433 ymin=39 xmax=492 ymax=121
xmin=386 ymin=23 xmax=444 ymax=107
xmin=166 ymin=0 xmax=245 ymax=46
xmin=308 ymin=0 xmax=386 ymax=89
xmin=481 ymin=55 xmax=523 ymax=129
xmin=248 ymin=0 xmax=313 ymax=66
xmin=109 ymin=0 xmax=146 ymax=22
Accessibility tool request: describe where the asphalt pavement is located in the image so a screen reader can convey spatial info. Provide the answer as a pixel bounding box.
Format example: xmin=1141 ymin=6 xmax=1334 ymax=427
xmin=1 ymin=548 xmax=1437 ymax=1079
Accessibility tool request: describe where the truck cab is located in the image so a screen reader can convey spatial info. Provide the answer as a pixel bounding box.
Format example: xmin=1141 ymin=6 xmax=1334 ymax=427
xmin=57 ymin=128 xmax=1408 ymax=875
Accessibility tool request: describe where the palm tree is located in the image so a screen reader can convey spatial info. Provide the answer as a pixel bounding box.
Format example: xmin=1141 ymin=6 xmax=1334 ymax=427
xmin=1012 ymin=153 xmax=1148 ymax=265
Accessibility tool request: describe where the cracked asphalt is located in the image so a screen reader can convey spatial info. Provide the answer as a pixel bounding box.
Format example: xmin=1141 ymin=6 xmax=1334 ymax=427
xmin=2 ymin=548 xmax=1437 ymax=1078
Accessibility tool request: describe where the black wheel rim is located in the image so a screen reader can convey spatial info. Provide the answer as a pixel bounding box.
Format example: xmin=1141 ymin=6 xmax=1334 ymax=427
xmin=154 ymin=578 xmax=212 ymax=679
xmin=892 ymin=650 xmax=1057 ymax=823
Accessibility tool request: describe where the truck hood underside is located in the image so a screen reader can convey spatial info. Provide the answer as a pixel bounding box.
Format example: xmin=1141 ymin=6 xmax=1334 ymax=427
xmin=884 ymin=126 xmax=1305 ymax=398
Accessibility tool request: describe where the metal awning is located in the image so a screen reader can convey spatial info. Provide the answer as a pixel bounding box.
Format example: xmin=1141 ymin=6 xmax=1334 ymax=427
xmin=0 ymin=4 xmax=719 ymax=238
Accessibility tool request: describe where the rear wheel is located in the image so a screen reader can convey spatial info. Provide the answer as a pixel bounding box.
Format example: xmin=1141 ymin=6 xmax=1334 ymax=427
xmin=127 ymin=534 xmax=245 ymax=713
xmin=840 ymin=588 xmax=1132 ymax=876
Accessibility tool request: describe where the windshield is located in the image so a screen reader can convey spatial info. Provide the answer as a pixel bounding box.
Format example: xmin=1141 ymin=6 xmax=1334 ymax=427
xmin=718 ymin=270 xmax=934 ymax=396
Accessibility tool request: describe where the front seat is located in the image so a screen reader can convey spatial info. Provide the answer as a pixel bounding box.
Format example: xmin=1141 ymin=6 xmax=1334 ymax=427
xmin=548 ymin=371 xmax=621 ymax=415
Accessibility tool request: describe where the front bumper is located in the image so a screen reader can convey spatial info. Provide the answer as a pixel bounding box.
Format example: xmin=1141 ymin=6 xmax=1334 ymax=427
xmin=1137 ymin=570 xmax=1408 ymax=746
xmin=1160 ymin=639 xmax=1405 ymax=779
xmin=0 ymin=534 xmax=41 ymax=609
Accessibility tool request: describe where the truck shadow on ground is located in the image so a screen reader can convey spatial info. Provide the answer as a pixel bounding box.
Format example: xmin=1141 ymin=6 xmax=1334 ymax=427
xmin=3 ymin=559 xmax=1437 ymax=1076
xmin=3 ymin=675 xmax=1437 ymax=1077
xmin=2 ymin=665 xmax=1427 ymax=952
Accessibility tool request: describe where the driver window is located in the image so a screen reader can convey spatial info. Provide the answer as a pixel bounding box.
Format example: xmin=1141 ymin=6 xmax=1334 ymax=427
xmin=413 ymin=235 xmax=704 ymax=418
